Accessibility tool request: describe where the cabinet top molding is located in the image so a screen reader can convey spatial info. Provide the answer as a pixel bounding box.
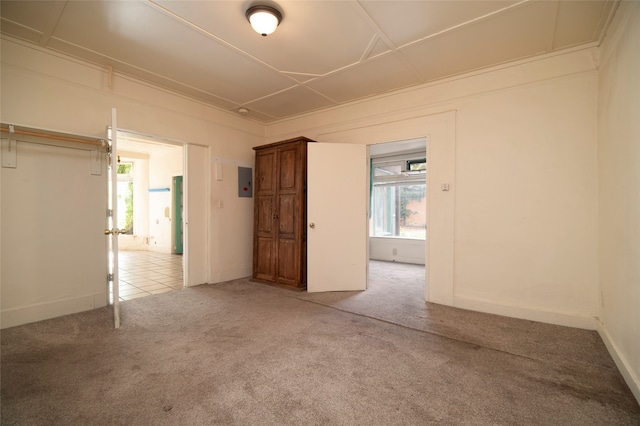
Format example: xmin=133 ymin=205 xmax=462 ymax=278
xmin=253 ymin=136 xmax=315 ymax=151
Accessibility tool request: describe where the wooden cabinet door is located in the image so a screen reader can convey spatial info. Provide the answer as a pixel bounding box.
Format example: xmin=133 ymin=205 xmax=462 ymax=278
xmin=275 ymin=143 xmax=302 ymax=285
xmin=253 ymin=147 xmax=277 ymax=282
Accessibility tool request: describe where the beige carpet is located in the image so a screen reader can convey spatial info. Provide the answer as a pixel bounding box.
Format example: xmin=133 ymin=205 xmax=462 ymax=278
xmin=2 ymin=261 xmax=639 ymax=425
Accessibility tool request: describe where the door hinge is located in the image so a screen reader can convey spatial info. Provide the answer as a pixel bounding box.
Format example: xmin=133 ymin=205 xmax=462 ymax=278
xmin=107 ymin=209 xmax=113 ymax=217
xmin=108 ymin=273 xmax=113 ymax=282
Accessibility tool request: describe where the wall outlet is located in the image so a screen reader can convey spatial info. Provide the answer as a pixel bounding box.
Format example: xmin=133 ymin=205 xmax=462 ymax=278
xmin=392 ymin=248 xmax=398 ymax=255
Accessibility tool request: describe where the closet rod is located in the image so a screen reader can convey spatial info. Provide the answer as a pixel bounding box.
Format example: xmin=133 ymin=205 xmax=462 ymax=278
xmin=0 ymin=126 xmax=104 ymax=147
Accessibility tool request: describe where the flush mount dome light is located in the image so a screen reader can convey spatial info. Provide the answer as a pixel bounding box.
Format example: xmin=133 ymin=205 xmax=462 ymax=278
xmin=245 ymin=5 xmax=282 ymax=36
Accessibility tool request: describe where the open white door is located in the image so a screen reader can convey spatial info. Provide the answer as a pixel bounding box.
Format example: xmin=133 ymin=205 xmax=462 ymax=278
xmin=307 ymin=143 xmax=368 ymax=292
xmin=106 ymin=108 xmax=123 ymax=328
xmin=184 ymin=144 xmax=209 ymax=286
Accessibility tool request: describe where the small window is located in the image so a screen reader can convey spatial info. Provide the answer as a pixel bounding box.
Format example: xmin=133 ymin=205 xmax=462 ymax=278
xmin=407 ymin=158 xmax=426 ymax=171
xmin=117 ymin=163 xmax=132 ymax=175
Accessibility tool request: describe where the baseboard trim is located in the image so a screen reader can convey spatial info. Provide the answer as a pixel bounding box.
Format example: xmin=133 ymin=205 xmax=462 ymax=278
xmin=369 ymin=256 xmax=425 ymax=265
xmin=207 ymin=267 xmax=252 ymax=285
xmin=597 ymin=320 xmax=640 ymax=405
xmin=1 ymin=293 xmax=107 ymax=329
xmin=451 ymin=296 xmax=597 ymax=330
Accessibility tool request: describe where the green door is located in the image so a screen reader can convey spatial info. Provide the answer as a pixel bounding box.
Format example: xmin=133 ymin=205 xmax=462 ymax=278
xmin=172 ymin=175 xmax=184 ymax=254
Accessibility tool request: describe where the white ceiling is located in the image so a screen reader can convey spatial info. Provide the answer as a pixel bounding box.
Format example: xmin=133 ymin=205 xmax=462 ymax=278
xmin=0 ymin=0 xmax=618 ymax=123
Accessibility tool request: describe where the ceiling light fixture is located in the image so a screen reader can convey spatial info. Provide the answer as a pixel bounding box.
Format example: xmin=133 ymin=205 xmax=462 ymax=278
xmin=245 ymin=5 xmax=282 ymax=37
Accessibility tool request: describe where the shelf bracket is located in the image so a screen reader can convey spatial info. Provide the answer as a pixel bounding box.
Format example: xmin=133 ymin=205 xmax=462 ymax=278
xmin=2 ymin=125 xmax=17 ymax=168
xmin=90 ymin=148 xmax=102 ymax=175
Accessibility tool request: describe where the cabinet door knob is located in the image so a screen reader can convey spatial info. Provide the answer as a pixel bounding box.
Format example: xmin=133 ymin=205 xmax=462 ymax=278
xmin=309 ymin=223 xmax=315 ymax=229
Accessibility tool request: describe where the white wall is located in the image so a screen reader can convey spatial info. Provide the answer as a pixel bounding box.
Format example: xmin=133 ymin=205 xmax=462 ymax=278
xmin=1 ymin=140 xmax=108 ymax=328
xmin=148 ymin=147 xmax=183 ymax=253
xmin=267 ymin=48 xmax=600 ymax=329
xmin=596 ymin=1 xmax=640 ymax=403
xmin=1 ymin=36 xmax=262 ymax=326
xmin=209 ymin=158 xmax=255 ymax=282
xmin=453 ymin=73 xmax=598 ymax=323
xmin=369 ymin=238 xmax=425 ymax=265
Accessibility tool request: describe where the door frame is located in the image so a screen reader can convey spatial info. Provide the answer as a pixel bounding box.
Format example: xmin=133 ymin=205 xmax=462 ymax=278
xmin=315 ymin=111 xmax=456 ymax=304
xmin=114 ymin=128 xmax=210 ymax=289
xmin=368 ymin=138 xmax=428 ymax=268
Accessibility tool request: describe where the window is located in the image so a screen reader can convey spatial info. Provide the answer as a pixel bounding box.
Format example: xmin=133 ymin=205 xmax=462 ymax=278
xmin=116 ymin=162 xmax=134 ymax=234
xmin=370 ymin=153 xmax=426 ymax=239
xmin=407 ymin=158 xmax=426 ymax=171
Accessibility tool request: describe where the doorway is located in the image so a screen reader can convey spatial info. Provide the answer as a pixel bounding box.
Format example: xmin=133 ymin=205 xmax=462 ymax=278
xmin=115 ymin=130 xmax=185 ymax=302
xmin=310 ymin=110 xmax=454 ymax=299
xmin=368 ymin=137 xmax=427 ymax=299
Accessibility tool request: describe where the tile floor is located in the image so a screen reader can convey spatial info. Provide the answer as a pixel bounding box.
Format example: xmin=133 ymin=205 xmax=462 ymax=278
xmin=116 ymin=250 xmax=184 ymax=302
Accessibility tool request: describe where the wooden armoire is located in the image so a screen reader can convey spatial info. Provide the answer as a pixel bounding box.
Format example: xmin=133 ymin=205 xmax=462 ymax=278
xmin=252 ymin=137 xmax=313 ymax=290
